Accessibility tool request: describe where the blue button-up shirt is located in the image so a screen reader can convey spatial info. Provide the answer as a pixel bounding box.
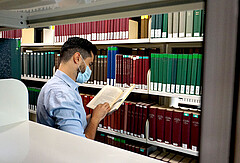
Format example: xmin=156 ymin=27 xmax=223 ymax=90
xmin=37 ymin=70 xmax=87 ymax=137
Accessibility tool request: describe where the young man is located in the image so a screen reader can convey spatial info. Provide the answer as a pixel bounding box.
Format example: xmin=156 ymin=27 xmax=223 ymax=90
xmin=37 ymin=37 xmax=110 ymax=139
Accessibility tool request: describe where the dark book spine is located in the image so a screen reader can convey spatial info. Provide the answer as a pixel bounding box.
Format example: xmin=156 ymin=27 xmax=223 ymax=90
xmin=132 ymin=56 xmax=136 ymax=85
xmin=120 ymin=103 xmax=125 ymax=133
xmin=137 ymin=104 xmax=143 ymax=137
xmin=123 ymin=102 xmax=129 ymax=134
xmin=97 ymin=55 xmax=101 ymax=85
xmin=172 ymin=110 xmax=183 ymax=146
xmin=93 ymin=50 xmax=98 ymax=84
xmin=84 ymin=95 xmax=90 ymax=115
xmin=119 ymin=55 xmax=123 ymax=87
xmin=114 ymin=109 xmax=118 ymax=131
xmin=164 ymin=109 xmax=173 ymax=144
xmin=107 ymin=112 xmax=111 ymax=130
xmin=191 ymin=113 xmax=200 ymax=151
xmin=117 ymin=107 xmax=121 ymax=132
xmin=148 ymin=107 xmax=157 ymax=141
xmin=182 ymin=112 xmax=192 ymax=149
xmin=104 ymin=54 xmax=108 ymax=85
xmin=139 ymin=56 xmax=143 ymax=89
xmin=110 ymin=112 xmax=115 ymax=131
xmin=136 ymin=56 xmax=139 ymax=88
xmin=134 ymin=104 xmax=139 ymax=137
xmin=100 ymin=55 xmax=104 ymax=85
xmin=103 ymin=116 xmax=108 ymax=129
xmin=127 ymin=103 xmax=132 ymax=134
xmin=156 ymin=108 xmax=165 ymax=142
xmin=126 ymin=55 xmax=131 ymax=87
xmin=130 ymin=103 xmax=136 ymax=136
xmin=141 ymin=104 xmax=148 ymax=139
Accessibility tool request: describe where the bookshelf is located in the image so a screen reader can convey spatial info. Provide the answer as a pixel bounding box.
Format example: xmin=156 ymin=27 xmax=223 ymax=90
xmin=29 ymin=109 xmax=36 ymax=114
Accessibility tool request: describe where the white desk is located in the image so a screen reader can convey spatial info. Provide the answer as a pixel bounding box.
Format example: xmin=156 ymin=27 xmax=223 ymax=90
xmin=0 ymin=121 xmax=161 ymax=163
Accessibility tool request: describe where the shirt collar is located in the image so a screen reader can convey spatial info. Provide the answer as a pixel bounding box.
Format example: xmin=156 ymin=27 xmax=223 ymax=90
xmin=54 ymin=69 xmax=79 ymax=91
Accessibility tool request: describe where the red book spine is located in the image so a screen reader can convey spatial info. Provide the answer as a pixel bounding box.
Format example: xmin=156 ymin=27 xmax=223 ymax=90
xmin=142 ymin=56 xmax=146 ymax=89
xmin=122 ymin=55 xmax=126 ymax=87
xmin=72 ymin=24 xmax=75 ymax=37
xmin=96 ymin=21 xmax=100 ymax=41
xmin=129 ymin=56 xmax=133 ymax=86
xmin=117 ymin=107 xmax=121 ymax=132
xmin=65 ymin=24 xmax=68 ymax=41
xmin=182 ymin=112 xmax=191 ymax=149
xmin=125 ymin=144 xmax=129 ymax=151
xmin=156 ymin=108 xmax=165 ymax=142
xmin=80 ymin=23 xmax=83 ymax=38
xmin=55 ymin=25 xmax=58 ymax=42
xmin=116 ymin=55 xmax=119 ymax=87
xmin=119 ymin=55 xmax=123 ymax=87
xmin=69 ymin=24 xmax=72 ymax=38
xmin=76 ymin=23 xmax=79 ymax=37
xmin=135 ymin=56 xmax=139 ymax=88
xmin=127 ymin=102 xmax=132 ymax=134
xmin=172 ymin=110 xmax=183 ymax=146
xmin=108 ymin=111 xmax=111 ymax=130
xmin=113 ymin=19 xmax=117 ymax=40
xmin=130 ymin=103 xmax=136 ymax=136
xmin=116 ymin=19 xmax=120 ymax=40
xmin=103 ymin=20 xmax=107 ymax=40
xmin=101 ymin=20 xmax=105 ymax=41
xmin=122 ymin=18 xmax=126 ymax=39
xmin=132 ymin=56 xmax=136 ymax=85
xmin=120 ymin=103 xmax=125 ymax=133
xmin=164 ymin=109 xmax=173 ymax=144
xmin=148 ymin=106 xmax=157 ymax=141
xmin=191 ymin=113 xmax=200 ymax=151
xmin=126 ymin=55 xmax=131 ymax=87
xmin=137 ymin=104 xmax=143 ymax=137
xmin=84 ymin=95 xmax=89 ymax=115
xmin=141 ymin=104 xmax=148 ymax=138
xmin=99 ymin=21 xmax=102 ymax=41
xmin=139 ymin=56 xmax=143 ymax=89
xmin=107 ymin=20 xmax=111 ymax=40
xmin=84 ymin=22 xmax=87 ymax=39
xmin=126 ymin=18 xmax=129 ymax=39
xmin=92 ymin=21 xmax=97 ymax=41
xmin=145 ymin=56 xmax=150 ymax=90
xmin=110 ymin=19 xmax=114 ymax=40
xmin=123 ymin=102 xmax=129 ymax=134
xmin=103 ymin=116 xmax=108 ymax=129
xmin=114 ymin=109 xmax=118 ymax=131
xmin=120 ymin=18 xmax=123 ymax=40
xmin=110 ymin=112 xmax=115 ymax=131
xmin=89 ymin=95 xmax=94 ymax=115
xmin=134 ymin=103 xmax=139 ymax=137
xmin=89 ymin=22 xmax=92 ymax=41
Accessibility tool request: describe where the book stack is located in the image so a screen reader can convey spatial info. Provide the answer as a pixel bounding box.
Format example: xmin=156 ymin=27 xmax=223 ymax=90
xmin=28 ymin=87 xmax=41 ymax=112
xmin=54 ymin=18 xmax=139 ymax=42
xmin=150 ymin=53 xmax=203 ymax=95
xmin=148 ymin=105 xmax=200 ymax=152
xmin=0 ymin=29 xmax=22 ymax=39
xmin=21 ymin=51 xmax=59 ymax=79
xmin=151 ymin=9 xmax=205 ymax=38
xmin=95 ymin=133 xmax=157 ymax=156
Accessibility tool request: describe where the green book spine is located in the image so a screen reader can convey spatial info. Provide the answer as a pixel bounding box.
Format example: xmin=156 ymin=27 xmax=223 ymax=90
xmin=201 ymin=9 xmax=205 ymax=37
xmin=190 ymin=54 xmax=199 ymax=94
xmin=176 ymin=54 xmax=183 ymax=93
xmin=150 ymin=53 xmax=155 ymax=90
xmin=21 ymin=52 xmax=23 ymax=76
xmin=180 ymin=54 xmax=189 ymax=94
xmin=155 ymin=14 xmax=163 ymax=38
xmin=151 ymin=15 xmax=156 ymax=39
xmin=30 ymin=52 xmax=34 ymax=77
xmin=26 ymin=52 xmax=30 ymax=77
xmin=48 ymin=52 xmax=51 ymax=79
xmin=186 ymin=54 xmax=193 ymax=94
xmin=195 ymin=54 xmax=202 ymax=95
xmin=154 ymin=54 xmax=159 ymax=91
xmin=162 ymin=53 xmax=168 ymax=92
xmin=41 ymin=52 xmax=44 ymax=78
xmin=171 ymin=54 xmax=178 ymax=93
xmin=37 ymin=52 xmax=41 ymax=78
xmin=158 ymin=54 xmax=163 ymax=91
xmin=193 ymin=10 xmax=202 ymax=37
xmin=34 ymin=52 xmax=37 ymax=78
xmin=45 ymin=52 xmax=48 ymax=79
xmin=23 ymin=52 xmax=26 ymax=77
xmin=51 ymin=52 xmax=55 ymax=78
xmin=167 ymin=54 xmax=173 ymax=92
xmin=162 ymin=14 xmax=168 ymax=38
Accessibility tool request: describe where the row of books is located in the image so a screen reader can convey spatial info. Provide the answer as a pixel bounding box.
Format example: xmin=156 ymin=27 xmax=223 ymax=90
xmin=54 ymin=18 xmax=134 ymax=43
xmin=95 ymin=132 xmax=157 ymax=156
xmin=0 ymin=29 xmax=22 ymax=39
xmin=21 ymin=52 xmax=58 ymax=79
xmin=28 ymin=87 xmax=41 ymax=112
xmin=151 ymin=10 xmax=204 ymax=38
xmin=150 ymin=53 xmax=202 ymax=95
xmin=149 ymin=106 xmax=200 ymax=151
xmin=149 ymin=150 xmax=197 ymax=162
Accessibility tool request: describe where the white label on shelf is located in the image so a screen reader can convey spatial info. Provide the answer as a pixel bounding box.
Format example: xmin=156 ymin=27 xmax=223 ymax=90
xmin=104 ymin=33 xmax=108 ymax=40
xmin=186 ymin=85 xmax=190 ymax=94
xmin=190 ymin=85 xmax=195 ymax=94
xmin=94 ymin=80 xmax=96 ymax=85
xmin=182 ymin=144 xmax=188 ymax=149
xmin=102 ymin=33 xmax=105 ymax=40
xmin=134 ymin=134 xmax=137 ymax=137
xmin=202 ymin=33 xmax=204 ymax=37
xmin=120 ymin=31 xmax=123 ymax=39
xmin=113 ymin=32 xmax=117 ymax=40
xmin=0 ymin=31 xmax=2 ymax=38
xmin=149 ymin=138 xmax=153 ymax=141
xmin=150 ymin=82 xmax=154 ymax=90
xmin=141 ymin=134 xmax=145 ymax=139
xmin=120 ymin=130 xmax=123 ymax=134
xmin=168 ymin=34 xmax=173 ymax=38
xmin=108 ymin=33 xmax=111 ymax=40
xmin=158 ymin=83 xmax=162 ymax=91
xmin=131 ymin=133 xmax=134 ymax=136
xmin=92 ymin=33 xmax=96 ymax=40
xmin=173 ymin=143 xmax=178 ymax=146
xmin=167 ymin=84 xmax=171 ymax=92
xmin=144 ymin=85 xmax=148 ymax=90
xmin=127 ymin=132 xmax=130 ymax=135
xmin=196 ymin=86 xmax=200 ymax=95
xmin=88 ymin=34 xmax=92 ymax=41
xmin=155 ymin=29 xmax=161 ymax=38
xmin=138 ymin=135 xmax=141 ymax=138
xmin=162 ymin=32 xmax=167 ymax=38
xmin=192 ymin=146 xmax=197 ymax=151
xmin=97 ymin=33 xmax=100 ymax=40
xmin=123 ymin=32 xmax=126 ymax=39
xmin=157 ymin=139 xmax=162 ymax=142
xmin=97 ymin=81 xmax=99 ymax=85
xmin=194 ymin=33 xmax=200 ymax=37
xmin=111 ymin=32 xmax=114 ymax=40
xmin=173 ymin=33 xmax=178 ymax=38
xmin=108 ymin=126 xmax=111 ymax=130
xmin=154 ymin=83 xmax=158 ymax=91
xmin=186 ymin=33 xmax=192 ymax=37
xmin=116 ymin=32 xmax=120 ymax=40
xmin=176 ymin=85 xmax=180 ymax=93
xmin=165 ymin=141 xmax=170 ymax=144
xmin=162 ymin=84 xmax=166 ymax=92
xmin=171 ymin=84 xmax=175 ymax=93
xmin=181 ymin=85 xmax=185 ymax=94
xmin=126 ymin=31 xmax=129 ymax=39
xmin=123 ymin=131 xmax=127 ymax=134
xmin=107 ymin=79 xmax=110 ymax=85
xmin=179 ymin=32 xmax=185 ymax=38
xmin=151 ymin=29 xmax=155 ymax=38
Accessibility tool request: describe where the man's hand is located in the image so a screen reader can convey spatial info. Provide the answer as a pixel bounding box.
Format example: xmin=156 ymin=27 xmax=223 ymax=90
xmin=92 ymin=102 xmax=111 ymax=123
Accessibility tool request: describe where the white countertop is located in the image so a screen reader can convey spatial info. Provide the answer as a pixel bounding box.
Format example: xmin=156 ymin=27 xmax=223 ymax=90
xmin=0 ymin=121 xmax=161 ymax=163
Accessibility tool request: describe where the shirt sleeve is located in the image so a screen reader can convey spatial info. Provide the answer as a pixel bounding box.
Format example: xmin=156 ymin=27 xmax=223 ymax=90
xmin=46 ymin=90 xmax=86 ymax=138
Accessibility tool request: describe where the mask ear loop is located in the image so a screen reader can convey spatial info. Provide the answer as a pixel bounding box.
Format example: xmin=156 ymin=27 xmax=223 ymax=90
xmin=79 ymin=54 xmax=87 ymax=67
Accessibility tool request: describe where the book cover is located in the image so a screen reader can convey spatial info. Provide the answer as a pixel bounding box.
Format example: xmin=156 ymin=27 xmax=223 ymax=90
xmin=149 ymin=106 xmax=157 ymax=141
xmin=155 ymin=14 xmax=162 ymax=38
xmin=164 ymin=108 xmax=174 ymax=144
xmin=138 ymin=56 xmax=143 ymax=89
xmin=195 ymin=54 xmax=202 ymax=95
xmin=162 ymin=14 xmax=168 ymax=38
xmin=182 ymin=110 xmax=192 ymax=149
xmin=141 ymin=16 xmax=145 ymax=38
xmin=107 ymin=47 xmax=112 ymax=85
xmin=123 ymin=101 xmax=129 ymax=134
xmin=143 ymin=56 xmax=149 ymax=90
xmin=37 ymin=52 xmax=41 ymax=78
xmin=186 ymin=10 xmax=194 ymax=37
xmin=176 ymin=54 xmax=183 ymax=93
xmin=190 ymin=54 xmax=199 ymax=94
xmin=166 ymin=54 xmax=173 ymax=93
xmin=134 ymin=103 xmax=139 ymax=137
xmin=191 ymin=112 xmax=200 ymax=151
xmin=193 ymin=10 xmax=202 ymax=37
xmin=120 ymin=103 xmax=125 ymax=133
xmin=34 ymin=52 xmax=37 ymax=78
xmin=186 ymin=54 xmax=193 ymax=94
xmin=173 ymin=12 xmax=179 ymax=38
xmin=179 ymin=11 xmax=186 ymax=38
xmin=171 ymin=54 xmax=178 ymax=93
xmin=162 ymin=53 xmax=168 ymax=92
xmin=110 ymin=110 xmax=115 ymax=131
xmin=130 ymin=102 xmax=136 ymax=136
xmin=141 ymin=103 xmax=149 ymax=138
xmin=151 ymin=15 xmax=156 ymax=38
xmin=180 ymin=54 xmax=188 ymax=94
xmin=117 ymin=106 xmax=121 ymax=132
xmin=127 ymin=102 xmax=132 ymax=134
xmin=156 ymin=106 xmax=166 ymax=142
xmin=137 ymin=103 xmax=143 ymax=137
xmin=172 ymin=109 xmax=183 ymax=146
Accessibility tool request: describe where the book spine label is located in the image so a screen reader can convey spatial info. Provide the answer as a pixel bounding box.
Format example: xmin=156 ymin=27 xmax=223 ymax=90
xmin=156 ymin=109 xmax=165 ymax=142
xmin=164 ymin=110 xmax=173 ymax=144
xmin=148 ymin=107 xmax=157 ymax=141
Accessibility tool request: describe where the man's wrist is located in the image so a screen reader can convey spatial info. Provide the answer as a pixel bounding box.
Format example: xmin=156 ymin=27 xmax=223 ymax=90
xmin=90 ymin=116 xmax=100 ymax=125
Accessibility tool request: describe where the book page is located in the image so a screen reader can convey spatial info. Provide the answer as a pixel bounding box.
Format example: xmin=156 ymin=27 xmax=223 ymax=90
xmin=110 ymin=85 xmax=135 ymax=113
xmin=86 ymin=85 xmax=123 ymax=109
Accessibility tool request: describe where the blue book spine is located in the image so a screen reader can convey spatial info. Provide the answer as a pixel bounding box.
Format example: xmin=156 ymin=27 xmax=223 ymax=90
xmin=111 ymin=46 xmax=119 ymax=86
xmin=107 ymin=47 xmax=112 ymax=85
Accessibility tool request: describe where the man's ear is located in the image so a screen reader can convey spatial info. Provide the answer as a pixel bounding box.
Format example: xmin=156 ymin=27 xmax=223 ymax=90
xmin=73 ymin=52 xmax=81 ymax=64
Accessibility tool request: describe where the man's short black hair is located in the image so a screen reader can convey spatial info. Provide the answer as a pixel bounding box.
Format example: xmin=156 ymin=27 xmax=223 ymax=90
xmin=60 ymin=37 xmax=97 ymax=63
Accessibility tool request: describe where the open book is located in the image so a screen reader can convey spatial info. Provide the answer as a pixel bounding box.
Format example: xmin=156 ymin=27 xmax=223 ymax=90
xmin=87 ymin=85 xmax=135 ymax=113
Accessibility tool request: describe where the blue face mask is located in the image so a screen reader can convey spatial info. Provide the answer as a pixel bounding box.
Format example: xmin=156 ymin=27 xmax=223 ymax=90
xmin=76 ymin=55 xmax=92 ymax=83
